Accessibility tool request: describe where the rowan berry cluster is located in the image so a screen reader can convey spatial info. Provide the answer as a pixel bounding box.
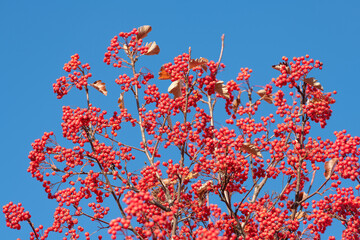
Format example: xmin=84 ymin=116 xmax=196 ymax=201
xmin=160 ymin=54 xmax=190 ymax=82
xmin=3 ymin=202 xmax=31 ymax=230
xmin=5 ymin=26 xmax=360 ymax=240
xmin=305 ymin=89 xmax=335 ymax=128
xmin=27 ymin=131 xmax=54 ymax=181
xmin=104 ymin=27 xmax=155 ymax=68
xmin=309 ymin=187 xmax=360 ymax=239
xmin=53 ymin=54 xmax=92 ymax=99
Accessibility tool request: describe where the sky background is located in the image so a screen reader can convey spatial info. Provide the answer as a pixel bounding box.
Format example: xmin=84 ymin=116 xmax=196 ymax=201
xmin=1 ymin=0 xmax=360 ymax=239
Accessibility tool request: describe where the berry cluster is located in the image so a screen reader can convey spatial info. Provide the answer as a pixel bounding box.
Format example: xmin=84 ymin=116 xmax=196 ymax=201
xmin=305 ymin=90 xmax=335 ymax=128
xmin=2 ymin=202 xmax=31 ymax=230
xmin=53 ymin=54 xmax=91 ymax=99
xmin=104 ymin=28 xmax=154 ymax=68
xmin=160 ymin=54 xmax=190 ymax=82
xmin=309 ymin=187 xmax=360 ymax=239
xmin=5 ymin=25 xmax=360 ymax=240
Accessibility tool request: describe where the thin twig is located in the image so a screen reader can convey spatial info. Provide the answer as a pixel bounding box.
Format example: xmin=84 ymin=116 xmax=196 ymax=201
xmin=215 ymin=34 xmax=225 ymax=74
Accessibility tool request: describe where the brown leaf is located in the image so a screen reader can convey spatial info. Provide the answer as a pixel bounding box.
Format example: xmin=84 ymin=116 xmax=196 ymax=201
xmin=144 ymin=41 xmax=160 ymax=56
xmin=158 ymin=66 xmax=171 ymax=80
xmin=122 ymin=44 xmax=131 ymax=55
xmin=118 ymin=92 xmax=125 ymax=110
xmin=272 ymin=62 xmax=291 ymax=74
xmin=168 ymin=80 xmax=182 ymax=99
xmin=304 ymin=77 xmax=324 ymax=91
xmin=137 ymin=25 xmax=152 ymax=40
xmin=309 ymin=94 xmax=334 ymax=104
xmin=196 ymin=180 xmax=213 ymax=205
xmin=295 ymin=211 xmax=307 ymax=220
xmin=232 ymin=93 xmax=241 ymax=113
xmin=215 ymin=80 xmax=230 ymax=99
xmin=241 ymin=143 xmax=263 ymax=158
xmin=189 ymin=57 xmax=208 ymax=71
xmin=90 ymin=80 xmax=107 ymax=96
xmin=257 ymin=89 xmax=273 ymax=104
xmin=297 ymin=192 xmax=307 ymax=202
xmin=185 ymin=172 xmax=199 ymax=181
xmin=324 ymin=158 xmax=338 ymax=179
xmin=162 ymin=178 xmax=177 ymax=186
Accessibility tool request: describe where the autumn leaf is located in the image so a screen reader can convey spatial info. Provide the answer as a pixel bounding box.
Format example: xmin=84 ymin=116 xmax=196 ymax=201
xmin=162 ymin=178 xmax=177 ymax=186
xmin=295 ymin=211 xmax=307 ymax=220
xmin=257 ymin=89 xmax=273 ymax=104
xmin=158 ymin=66 xmax=171 ymax=80
xmin=241 ymin=143 xmax=263 ymax=158
xmin=304 ymin=77 xmax=324 ymax=91
xmin=137 ymin=25 xmax=152 ymax=40
xmin=324 ymin=158 xmax=338 ymax=179
xmin=168 ymin=80 xmax=182 ymax=99
xmin=90 ymin=80 xmax=107 ymax=96
xmin=154 ymin=171 xmax=198 ymax=190
xmin=309 ymin=94 xmax=334 ymax=104
xmin=118 ymin=92 xmax=125 ymax=110
xmin=144 ymin=41 xmax=160 ymax=56
xmin=215 ymin=80 xmax=230 ymax=99
xmin=232 ymin=93 xmax=241 ymax=113
xmin=196 ymin=180 xmax=213 ymax=205
xmin=185 ymin=172 xmax=199 ymax=181
xmin=189 ymin=57 xmax=208 ymax=71
xmin=272 ymin=62 xmax=291 ymax=74
xmin=297 ymin=192 xmax=307 ymax=202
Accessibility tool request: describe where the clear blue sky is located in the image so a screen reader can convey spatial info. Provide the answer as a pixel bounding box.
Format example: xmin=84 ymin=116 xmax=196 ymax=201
xmin=1 ymin=1 xmax=360 ymax=239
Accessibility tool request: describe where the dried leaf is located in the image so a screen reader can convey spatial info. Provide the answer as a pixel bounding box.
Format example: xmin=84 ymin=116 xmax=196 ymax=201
xmin=90 ymin=80 xmax=107 ymax=96
xmin=232 ymin=93 xmax=241 ymax=113
xmin=272 ymin=62 xmax=291 ymax=74
xmin=151 ymin=187 xmax=160 ymax=198
xmin=309 ymin=94 xmax=334 ymax=104
xmin=304 ymin=77 xmax=324 ymax=91
xmin=118 ymin=92 xmax=125 ymax=110
xmin=241 ymin=143 xmax=263 ymax=158
xmin=122 ymin=44 xmax=130 ymax=54
xmin=168 ymin=80 xmax=182 ymax=99
xmin=297 ymin=192 xmax=307 ymax=202
xmin=189 ymin=57 xmax=208 ymax=71
xmin=145 ymin=41 xmax=160 ymax=56
xmin=162 ymin=178 xmax=177 ymax=186
xmin=215 ymin=80 xmax=230 ymax=99
xmin=196 ymin=180 xmax=213 ymax=205
xmin=185 ymin=172 xmax=199 ymax=181
xmin=257 ymin=89 xmax=273 ymax=104
xmin=295 ymin=211 xmax=307 ymax=220
xmin=137 ymin=25 xmax=152 ymax=40
xmin=324 ymin=158 xmax=338 ymax=179
xmin=158 ymin=66 xmax=171 ymax=80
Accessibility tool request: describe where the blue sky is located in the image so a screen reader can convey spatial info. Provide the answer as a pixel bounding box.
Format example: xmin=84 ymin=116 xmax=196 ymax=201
xmin=1 ymin=0 xmax=360 ymax=239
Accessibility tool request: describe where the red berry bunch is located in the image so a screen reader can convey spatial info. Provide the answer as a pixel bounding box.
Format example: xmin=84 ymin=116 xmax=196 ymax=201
xmin=305 ymin=90 xmax=335 ymax=128
xmin=53 ymin=54 xmax=91 ymax=99
xmin=160 ymin=53 xmax=190 ymax=82
xmin=309 ymin=187 xmax=360 ymax=239
xmin=236 ymin=67 xmax=252 ymax=81
xmin=61 ymin=105 xmax=112 ymax=146
xmin=3 ymin=202 xmax=31 ymax=230
xmin=6 ymin=26 xmax=360 ymax=240
xmin=115 ymin=72 xmax=154 ymax=91
xmin=27 ymin=131 xmax=54 ymax=181
xmin=104 ymin=27 xmax=155 ymax=68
